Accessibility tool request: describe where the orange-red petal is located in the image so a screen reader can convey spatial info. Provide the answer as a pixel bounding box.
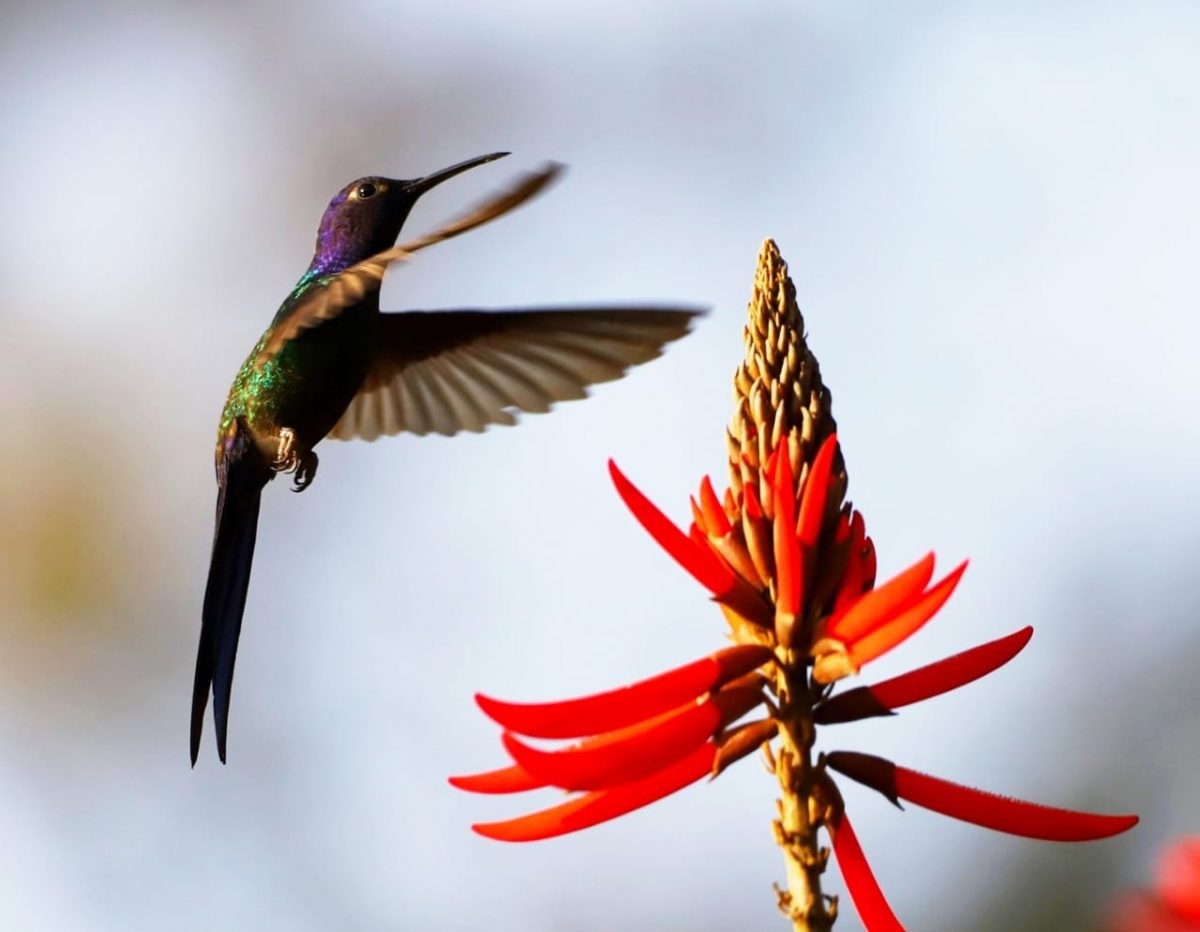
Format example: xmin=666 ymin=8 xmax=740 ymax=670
xmin=699 ymin=475 xmax=732 ymax=537
xmin=449 ymin=764 xmax=545 ymax=795
xmin=472 ymin=743 xmax=715 ymax=842
xmin=814 ymin=627 xmax=1033 ymax=725
xmin=846 ymin=561 xmax=968 ymax=667
xmin=501 ymin=686 xmax=764 ymax=791
xmin=722 ymin=487 xmax=737 ymax=521
xmin=475 ymin=644 xmax=772 ymax=739
xmin=456 ymin=703 xmax=695 ymax=794
xmin=608 ymin=459 xmax=736 ymax=596
xmin=829 ymin=810 xmax=905 ymax=932
xmin=797 ymin=433 xmax=838 ymax=549
xmin=772 ymin=448 xmax=802 ymax=622
xmin=827 ymin=552 xmax=935 ymax=644
xmin=826 ymin=751 xmax=1139 ymax=841
xmin=744 ymin=481 xmax=764 ymax=520
xmin=833 ymin=512 xmax=868 ymax=615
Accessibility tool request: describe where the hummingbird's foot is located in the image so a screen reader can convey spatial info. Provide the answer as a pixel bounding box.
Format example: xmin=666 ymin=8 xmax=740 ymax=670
xmin=272 ymin=429 xmax=319 ymax=492
xmin=291 ymin=449 xmax=318 ymax=493
xmin=273 ymin=427 xmax=301 ymax=474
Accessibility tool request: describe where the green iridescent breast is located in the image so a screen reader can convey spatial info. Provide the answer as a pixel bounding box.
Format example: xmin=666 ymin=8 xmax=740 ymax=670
xmin=217 ymin=272 xmax=333 ymax=437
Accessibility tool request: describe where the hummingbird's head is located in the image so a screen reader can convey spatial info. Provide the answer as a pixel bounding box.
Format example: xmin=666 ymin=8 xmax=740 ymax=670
xmin=309 ymin=151 xmax=509 ymax=274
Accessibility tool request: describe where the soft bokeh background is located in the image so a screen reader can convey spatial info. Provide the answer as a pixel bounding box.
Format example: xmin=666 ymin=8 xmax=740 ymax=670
xmin=2 ymin=1 xmax=1197 ymax=929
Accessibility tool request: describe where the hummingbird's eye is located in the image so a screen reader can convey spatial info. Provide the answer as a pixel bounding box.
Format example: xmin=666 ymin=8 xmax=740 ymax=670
xmin=354 ymin=182 xmax=379 ymax=200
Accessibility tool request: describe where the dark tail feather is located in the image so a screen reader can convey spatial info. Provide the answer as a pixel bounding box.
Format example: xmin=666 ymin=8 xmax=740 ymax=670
xmin=192 ymin=439 xmax=269 ymax=765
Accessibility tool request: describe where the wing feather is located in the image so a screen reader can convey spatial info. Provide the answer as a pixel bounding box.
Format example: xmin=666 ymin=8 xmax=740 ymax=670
xmin=330 ymin=306 xmax=701 ymax=441
xmin=424 ymin=355 xmax=490 ymax=433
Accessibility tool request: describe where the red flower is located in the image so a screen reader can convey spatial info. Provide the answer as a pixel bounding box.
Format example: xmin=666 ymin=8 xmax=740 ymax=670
xmin=1109 ymin=837 xmax=1200 ymax=931
xmin=453 ymin=433 xmax=1137 ymax=929
xmin=451 ymin=240 xmax=1139 ymax=930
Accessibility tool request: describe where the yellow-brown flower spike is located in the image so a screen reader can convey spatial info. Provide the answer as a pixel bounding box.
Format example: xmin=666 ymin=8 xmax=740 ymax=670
xmin=724 ymin=239 xmax=848 ymax=648
xmin=732 ymin=241 xmax=845 ymax=519
xmin=731 ymin=240 xmax=842 ymax=931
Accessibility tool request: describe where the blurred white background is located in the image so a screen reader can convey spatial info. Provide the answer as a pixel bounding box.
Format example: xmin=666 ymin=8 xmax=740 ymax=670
xmin=1 ymin=1 xmax=1197 ymax=929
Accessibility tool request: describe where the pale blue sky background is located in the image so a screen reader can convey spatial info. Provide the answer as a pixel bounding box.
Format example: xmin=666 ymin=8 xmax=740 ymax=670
xmin=1 ymin=2 xmax=1197 ymax=929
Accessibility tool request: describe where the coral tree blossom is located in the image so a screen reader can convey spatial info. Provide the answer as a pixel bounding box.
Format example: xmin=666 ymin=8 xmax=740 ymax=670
xmin=452 ymin=241 xmax=1138 ymax=931
xmin=1109 ymin=837 xmax=1200 ymax=931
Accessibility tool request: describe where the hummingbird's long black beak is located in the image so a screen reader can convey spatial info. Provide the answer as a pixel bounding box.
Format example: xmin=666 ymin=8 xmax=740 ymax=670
xmin=405 ymin=152 xmax=509 ymax=196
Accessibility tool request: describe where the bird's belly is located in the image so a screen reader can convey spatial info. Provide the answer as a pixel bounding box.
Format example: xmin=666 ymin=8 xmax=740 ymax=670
xmin=259 ymin=312 xmax=375 ymax=448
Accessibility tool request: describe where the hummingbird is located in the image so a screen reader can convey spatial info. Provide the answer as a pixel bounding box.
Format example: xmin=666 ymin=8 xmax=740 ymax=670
xmin=191 ymin=153 xmax=700 ymax=765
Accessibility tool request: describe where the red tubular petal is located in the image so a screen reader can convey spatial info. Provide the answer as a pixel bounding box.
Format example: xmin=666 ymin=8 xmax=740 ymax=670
xmin=449 ymin=764 xmax=546 ymax=795
xmin=826 ymin=751 xmax=1140 ymax=841
xmin=502 ymin=703 xmax=717 ymax=791
xmin=691 ymin=527 xmax=770 ymax=614
xmin=711 ymin=532 xmax=766 ymax=589
xmin=608 ymin=459 xmax=736 ymax=596
xmin=797 ymin=433 xmax=838 ymax=549
xmin=744 ymin=481 xmax=764 ymax=520
xmin=476 ymin=644 xmax=772 ymax=739
xmin=829 ymin=811 xmax=906 ymax=932
xmin=723 ymin=487 xmax=737 ymax=521
xmin=849 ymin=510 xmax=865 ymax=546
xmin=1155 ymin=836 xmax=1200 ymax=920
xmin=833 ymin=507 xmax=851 ymax=546
xmin=501 ymin=686 xmax=763 ymax=791
xmin=709 ymin=645 xmax=774 ymax=687
xmin=833 ymin=551 xmax=865 ymax=615
xmin=472 ymin=743 xmax=715 ymax=842
xmin=772 ymin=443 xmax=797 ymax=529
xmin=815 ymin=627 xmax=1034 ymax=725
xmin=741 ymin=484 xmax=774 ymax=585
xmin=772 ymin=450 xmax=802 ymax=621
xmin=689 ymin=497 xmax=707 ymax=534
xmin=863 ymin=537 xmax=877 ymax=589
xmin=847 ymin=561 xmax=967 ymax=667
xmin=828 ymin=552 xmax=935 ymax=644
xmin=611 ymin=460 xmax=770 ymax=625
xmin=700 ymin=476 xmax=732 ymax=537
xmin=833 ymin=511 xmax=869 ymax=614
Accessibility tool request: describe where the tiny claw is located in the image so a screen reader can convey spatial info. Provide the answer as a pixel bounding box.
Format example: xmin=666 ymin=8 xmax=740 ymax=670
xmin=291 ymin=449 xmax=319 ymax=492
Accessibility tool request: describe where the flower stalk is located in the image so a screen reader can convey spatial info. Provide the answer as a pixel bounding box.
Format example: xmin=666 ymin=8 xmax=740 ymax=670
xmin=772 ymin=658 xmax=834 ymax=930
xmin=732 ymin=240 xmax=839 ymax=930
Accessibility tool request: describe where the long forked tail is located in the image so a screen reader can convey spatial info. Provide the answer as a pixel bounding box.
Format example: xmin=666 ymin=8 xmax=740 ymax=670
xmin=192 ymin=427 xmax=271 ymax=765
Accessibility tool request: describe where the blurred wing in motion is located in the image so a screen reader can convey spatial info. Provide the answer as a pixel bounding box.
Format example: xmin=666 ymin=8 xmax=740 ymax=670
xmin=254 ymin=164 xmax=564 ymax=366
xmin=329 ymin=306 xmax=702 ymax=439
